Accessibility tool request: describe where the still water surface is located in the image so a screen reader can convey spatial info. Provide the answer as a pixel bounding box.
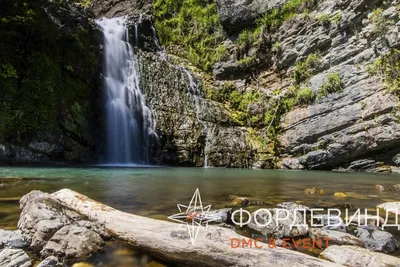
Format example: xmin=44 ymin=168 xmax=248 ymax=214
xmin=1 ymin=167 xmax=400 ymax=266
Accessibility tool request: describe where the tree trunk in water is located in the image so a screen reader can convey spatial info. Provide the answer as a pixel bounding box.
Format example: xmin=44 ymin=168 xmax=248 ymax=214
xmin=52 ymin=189 xmax=340 ymax=267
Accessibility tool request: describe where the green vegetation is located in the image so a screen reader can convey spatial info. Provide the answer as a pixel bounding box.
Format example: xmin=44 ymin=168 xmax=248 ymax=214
xmin=316 ymin=13 xmax=330 ymax=26
xmin=153 ymin=0 xmax=225 ymax=71
xmin=0 ymin=0 xmax=100 ymax=144
xmin=332 ymin=12 xmax=342 ymax=24
xmin=293 ymin=53 xmax=321 ymax=86
xmin=370 ymin=8 xmax=391 ymax=37
xmin=295 ymin=87 xmax=316 ymax=105
xmin=317 ymin=71 xmax=344 ymax=99
xmin=237 ymin=56 xmax=257 ymax=67
xmin=369 ymin=49 xmax=400 ymax=95
xmin=258 ymin=0 xmax=315 ymax=31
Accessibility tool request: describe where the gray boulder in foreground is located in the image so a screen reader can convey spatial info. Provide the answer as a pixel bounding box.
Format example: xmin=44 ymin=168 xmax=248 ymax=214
xmin=0 ymin=248 xmax=31 ymax=267
xmin=37 ymin=256 xmax=62 ymax=267
xmin=309 ymin=228 xmax=365 ymax=247
xmin=355 ymin=228 xmax=400 ymax=253
xmin=0 ymin=230 xmax=28 ymax=249
xmin=321 ymin=245 xmax=400 ymax=267
xmin=17 ymin=190 xmax=108 ymax=264
xmin=51 ymin=189 xmax=340 ymax=267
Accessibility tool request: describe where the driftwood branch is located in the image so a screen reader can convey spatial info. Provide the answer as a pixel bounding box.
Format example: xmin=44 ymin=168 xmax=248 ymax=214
xmin=52 ymin=189 xmax=340 ymax=267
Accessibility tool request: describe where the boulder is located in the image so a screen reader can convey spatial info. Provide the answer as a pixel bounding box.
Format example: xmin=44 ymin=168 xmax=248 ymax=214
xmin=304 ymin=187 xmax=325 ymax=195
xmin=313 ymin=214 xmax=347 ymax=232
xmin=248 ymin=208 xmax=309 ymax=238
xmin=321 ymin=245 xmax=400 ymax=267
xmin=215 ymin=0 xmax=287 ymax=33
xmin=355 ymin=228 xmax=400 ymax=253
xmin=276 ymin=202 xmax=310 ymax=212
xmin=37 ymin=256 xmax=62 ymax=267
xmin=0 ymin=248 xmax=32 ymax=267
xmin=0 ymin=230 xmax=28 ymax=249
xmin=41 ymin=224 xmax=104 ymax=261
xmin=309 ymin=228 xmax=365 ymax=247
xmin=377 ymin=202 xmax=400 ymax=213
xmin=17 ymin=191 xmax=107 ymax=263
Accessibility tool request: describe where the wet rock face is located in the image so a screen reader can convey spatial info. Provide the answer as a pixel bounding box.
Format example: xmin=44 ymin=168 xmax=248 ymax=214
xmin=138 ymin=51 xmax=256 ymax=167
xmin=91 ymin=0 xmax=153 ymax=18
xmin=17 ymin=191 xmax=108 ymax=264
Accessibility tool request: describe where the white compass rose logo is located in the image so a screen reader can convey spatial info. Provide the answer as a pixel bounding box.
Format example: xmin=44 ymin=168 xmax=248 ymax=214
xmin=168 ymin=188 xmax=219 ymax=245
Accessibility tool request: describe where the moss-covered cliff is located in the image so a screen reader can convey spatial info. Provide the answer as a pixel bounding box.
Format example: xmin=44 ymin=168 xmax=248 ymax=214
xmin=149 ymin=0 xmax=400 ymax=171
xmin=0 ymin=0 xmax=102 ymax=164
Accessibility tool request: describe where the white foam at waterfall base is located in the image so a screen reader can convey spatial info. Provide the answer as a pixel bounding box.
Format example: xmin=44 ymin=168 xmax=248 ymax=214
xmin=96 ymin=17 xmax=156 ymax=165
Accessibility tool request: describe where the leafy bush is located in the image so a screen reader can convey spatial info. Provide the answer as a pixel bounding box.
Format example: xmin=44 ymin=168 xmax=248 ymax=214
xmin=153 ymin=0 xmax=225 ymax=72
xmin=296 ymin=87 xmax=316 ymax=105
xmin=293 ymin=53 xmax=321 ymax=86
xmin=369 ymin=49 xmax=400 ymax=95
xmin=370 ymin=8 xmax=391 ymax=37
xmin=316 ymin=13 xmax=330 ymax=26
xmin=317 ymin=71 xmax=344 ymax=98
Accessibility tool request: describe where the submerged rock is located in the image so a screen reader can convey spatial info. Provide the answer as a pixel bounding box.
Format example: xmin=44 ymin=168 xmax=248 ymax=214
xmin=0 ymin=248 xmax=32 ymax=267
xmin=321 ymin=245 xmax=400 ymax=267
xmin=0 ymin=230 xmax=28 ymax=249
xmin=389 ymin=184 xmax=400 ymax=191
xmin=230 ymin=197 xmax=249 ymax=206
xmin=355 ymin=228 xmax=400 ymax=253
xmin=304 ymin=187 xmax=325 ymax=195
xmin=375 ymin=184 xmax=385 ymax=192
xmin=333 ymin=192 xmax=347 ymax=197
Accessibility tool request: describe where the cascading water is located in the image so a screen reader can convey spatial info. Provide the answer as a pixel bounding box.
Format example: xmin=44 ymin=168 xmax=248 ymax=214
xmin=183 ymin=70 xmax=210 ymax=168
xmin=96 ymin=17 xmax=156 ymax=165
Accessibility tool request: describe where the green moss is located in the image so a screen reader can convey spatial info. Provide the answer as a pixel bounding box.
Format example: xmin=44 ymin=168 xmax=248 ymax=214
xmin=369 ymin=49 xmax=400 ymax=95
xmin=237 ymin=56 xmax=257 ymax=67
xmin=0 ymin=0 xmax=100 ymax=144
xmin=207 ymin=82 xmax=235 ymax=102
xmin=153 ymin=0 xmax=224 ymax=72
xmin=317 ymin=71 xmax=344 ymax=99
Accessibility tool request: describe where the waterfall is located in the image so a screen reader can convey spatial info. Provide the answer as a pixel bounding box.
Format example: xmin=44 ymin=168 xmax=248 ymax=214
xmin=96 ymin=17 xmax=156 ymax=165
xmin=183 ymin=70 xmax=209 ymax=168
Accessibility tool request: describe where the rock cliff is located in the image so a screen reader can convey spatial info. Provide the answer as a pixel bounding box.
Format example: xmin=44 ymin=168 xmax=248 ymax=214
xmin=1 ymin=0 xmax=399 ymax=170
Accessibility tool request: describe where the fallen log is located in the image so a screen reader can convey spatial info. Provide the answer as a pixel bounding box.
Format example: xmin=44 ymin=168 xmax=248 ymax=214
xmin=52 ymin=189 xmax=340 ymax=267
